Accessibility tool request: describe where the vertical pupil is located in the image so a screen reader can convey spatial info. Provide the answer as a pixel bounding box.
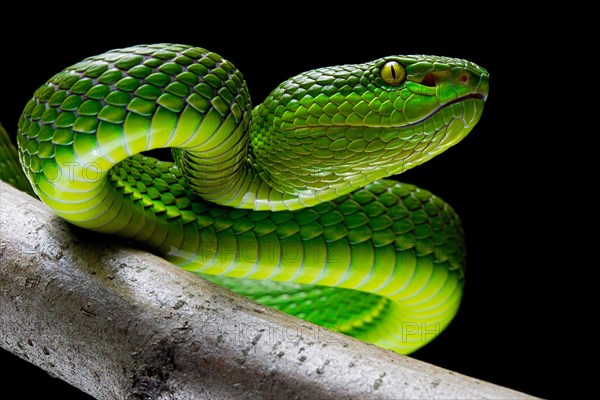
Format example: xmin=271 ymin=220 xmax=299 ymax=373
xmin=390 ymin=65 xmax=397 ymax=80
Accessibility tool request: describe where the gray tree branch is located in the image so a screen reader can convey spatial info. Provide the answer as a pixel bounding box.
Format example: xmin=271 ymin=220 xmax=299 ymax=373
xmin=0 ymin=182 xmax=535 ymax=399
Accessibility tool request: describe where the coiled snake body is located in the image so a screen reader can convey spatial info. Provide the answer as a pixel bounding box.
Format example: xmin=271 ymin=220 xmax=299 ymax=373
xmin=4 ymin=44 xmax=488 ymax=354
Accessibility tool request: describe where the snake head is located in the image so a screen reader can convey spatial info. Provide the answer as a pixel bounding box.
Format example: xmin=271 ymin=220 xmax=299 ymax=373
xmin=251 ymin=55 xmax=489 ymax=202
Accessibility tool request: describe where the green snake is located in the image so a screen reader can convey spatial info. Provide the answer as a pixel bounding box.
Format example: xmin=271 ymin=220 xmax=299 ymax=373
xmin=1 ymin=44 xmax=488 ymax=354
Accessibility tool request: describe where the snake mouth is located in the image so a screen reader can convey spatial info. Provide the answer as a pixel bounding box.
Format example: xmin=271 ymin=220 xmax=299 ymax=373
xmin=396 ymin=92 xmax=487 ymax=129
xmin=444 ymin=92 xmax=487 ymax=107
xmin=282 ymin=93 xmax=486 ymax=132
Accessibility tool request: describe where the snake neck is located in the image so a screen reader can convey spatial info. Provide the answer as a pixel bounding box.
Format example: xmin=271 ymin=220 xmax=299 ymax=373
xmin=170 ymin=104 xmax=319 ymax=212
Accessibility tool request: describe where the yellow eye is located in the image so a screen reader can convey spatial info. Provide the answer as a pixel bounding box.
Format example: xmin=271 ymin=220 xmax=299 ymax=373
xmin=380 ymin=61 xmax=405 ymax=86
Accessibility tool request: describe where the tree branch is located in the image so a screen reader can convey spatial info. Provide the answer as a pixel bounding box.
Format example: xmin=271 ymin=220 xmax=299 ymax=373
xmin=0 ymin=182 xmax=535 ymax=399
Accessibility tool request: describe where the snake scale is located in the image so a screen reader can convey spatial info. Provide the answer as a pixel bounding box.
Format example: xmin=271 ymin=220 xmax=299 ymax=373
xmin=1 ymin=44 xmax=488 ymax=354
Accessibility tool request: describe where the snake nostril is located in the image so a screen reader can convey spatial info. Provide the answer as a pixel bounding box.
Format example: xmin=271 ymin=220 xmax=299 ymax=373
xmin=460 ymin=73 xmax=468 ymax=83
xmin=421 ymin=72 xmax=436 ymax=87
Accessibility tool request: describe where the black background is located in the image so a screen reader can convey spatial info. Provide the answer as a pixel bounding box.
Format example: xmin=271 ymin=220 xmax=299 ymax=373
xmin=0 ymin=12 xmax=561 ymax=399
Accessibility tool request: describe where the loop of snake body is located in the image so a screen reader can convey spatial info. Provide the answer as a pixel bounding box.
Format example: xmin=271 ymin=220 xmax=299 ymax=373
xmin=10 ymin=44 xmax=488 ymax=354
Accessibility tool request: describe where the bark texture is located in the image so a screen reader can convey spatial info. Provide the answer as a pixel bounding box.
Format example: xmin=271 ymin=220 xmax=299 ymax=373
xmin=0 ymin=182 xmax=535 ymax=399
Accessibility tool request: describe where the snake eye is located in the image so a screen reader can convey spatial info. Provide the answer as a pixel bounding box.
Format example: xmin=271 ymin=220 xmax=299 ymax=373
xmin=380 ymin=61 xmax=405 ymax=86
